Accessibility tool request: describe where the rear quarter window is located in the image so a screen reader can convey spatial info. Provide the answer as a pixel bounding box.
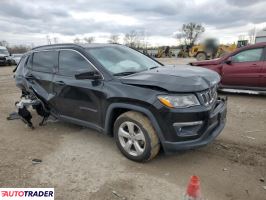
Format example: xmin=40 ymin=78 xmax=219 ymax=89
xmin=15 ymin=56 xmax=27 ymax=76
xmin=25 ymin=54 xmax=33 ymax=69
xmin=32 ymin=51 xmax=58 ymax=73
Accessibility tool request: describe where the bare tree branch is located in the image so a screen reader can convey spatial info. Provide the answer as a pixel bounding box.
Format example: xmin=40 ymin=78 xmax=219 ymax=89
xmin=124 ymin=30 xmax=139 ymax=48
xmin=108 ymin=34 xmax=120 ymax=44
xmin=84 ymin=37 xmax=95 ymax=44
xmin=180 ymin=22 xmax=205 ymax=46
xmin=73 ymin=37 xmax=81 ymax=44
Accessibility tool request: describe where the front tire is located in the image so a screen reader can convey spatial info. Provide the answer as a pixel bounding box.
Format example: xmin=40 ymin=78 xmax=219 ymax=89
xmin=114 ymin=111 xmax=160 ymax=162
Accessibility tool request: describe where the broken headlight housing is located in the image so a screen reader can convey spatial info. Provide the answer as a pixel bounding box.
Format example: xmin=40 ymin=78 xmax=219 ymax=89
xmin=158 ymin=94 xmax=200 ymax=108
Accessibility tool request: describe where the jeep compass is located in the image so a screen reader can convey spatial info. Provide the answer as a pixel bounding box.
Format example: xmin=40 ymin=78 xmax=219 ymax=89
xmin=14 ymin=43 xmax=227 ymax=162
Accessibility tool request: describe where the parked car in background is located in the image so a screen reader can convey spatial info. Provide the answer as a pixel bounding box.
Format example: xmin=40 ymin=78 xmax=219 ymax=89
xmin=14 ymin=43 xmax=227 ymax=162
xmin=0 ymin=46 xmax=13 ymax=66
xmin=190 ymin=42 xmax=266 ymax=92
xmin=12 ymin=53 xmax=23 ymax=65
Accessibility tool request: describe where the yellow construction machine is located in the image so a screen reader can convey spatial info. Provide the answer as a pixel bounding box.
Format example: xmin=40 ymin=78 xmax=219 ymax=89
xmin=179 ymin=39 xmax=249 ymax=61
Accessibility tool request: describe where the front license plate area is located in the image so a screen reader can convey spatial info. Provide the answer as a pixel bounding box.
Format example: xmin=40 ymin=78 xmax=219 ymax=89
xmin=209 ymin=99 xmax=227 ymax=126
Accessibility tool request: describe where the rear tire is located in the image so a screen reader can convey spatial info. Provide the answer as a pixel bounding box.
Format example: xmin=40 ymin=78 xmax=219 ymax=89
xmin=114 ymin=111 xmax=160 ymax=162
xmin=196 ymin=52 xmax=207 ymax=61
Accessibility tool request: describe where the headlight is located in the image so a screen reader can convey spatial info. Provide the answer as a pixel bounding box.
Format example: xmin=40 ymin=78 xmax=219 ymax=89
xmin=158 ymin=95 xmax=200 ymax=108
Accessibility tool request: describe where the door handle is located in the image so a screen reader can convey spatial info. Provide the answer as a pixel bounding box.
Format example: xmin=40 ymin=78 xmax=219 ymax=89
xmin=25 ymin=74 xmax=36 ymax=83
xmin=25 ymin=74 xmax=35 ymax=79
xmin=55 ymin=81 xmax=66 ymax=86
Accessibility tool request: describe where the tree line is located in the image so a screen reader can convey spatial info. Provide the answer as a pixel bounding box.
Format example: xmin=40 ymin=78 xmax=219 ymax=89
xmin=0 ymin=40 xmax=31 ymax=54
xmin=1 ymin=22 xmax=259 ymax=56
xmin=0 ymin=22 xmax=206 ymax=54
xmin=72 ymin=30 xmax=147 ymax=49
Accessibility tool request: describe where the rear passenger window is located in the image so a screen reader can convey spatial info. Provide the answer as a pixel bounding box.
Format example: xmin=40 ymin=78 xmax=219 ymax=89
xmin=59 ymin=50 xmax=94 ymax=76
xmin=33 ymin=51 xmax=58 ymax=73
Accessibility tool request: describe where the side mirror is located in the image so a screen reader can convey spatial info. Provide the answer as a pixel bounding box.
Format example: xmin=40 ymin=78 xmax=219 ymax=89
xmin=75 ymin=71 xmax=101 ymax=80
xmin=225 ymin=57 xmax=232 ymax=65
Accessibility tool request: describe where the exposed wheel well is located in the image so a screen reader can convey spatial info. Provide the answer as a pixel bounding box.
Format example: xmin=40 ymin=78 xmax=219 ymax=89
xmin=107 ymin=108 xmax=130 ymax=137
xmin=107 ymin=107 xmax=154 ymax=137
xmin=104 ymin=103 xmax=164 ymax=152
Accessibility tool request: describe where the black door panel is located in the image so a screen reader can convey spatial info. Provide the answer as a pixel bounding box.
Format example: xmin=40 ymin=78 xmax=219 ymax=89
xmin=53 ymin=75 xmax=104 ymax=126
xmin=52 ymin=50 xmax=105 ymax=127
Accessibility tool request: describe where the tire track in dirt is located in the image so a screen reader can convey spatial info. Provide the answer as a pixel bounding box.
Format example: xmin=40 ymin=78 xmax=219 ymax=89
xmin=202 ymin=140 xmax=266 ymax=167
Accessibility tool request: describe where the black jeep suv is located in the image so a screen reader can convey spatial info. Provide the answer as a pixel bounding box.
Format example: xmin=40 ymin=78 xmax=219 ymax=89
xmin=14 ymin=43 xmax=227 ymax=162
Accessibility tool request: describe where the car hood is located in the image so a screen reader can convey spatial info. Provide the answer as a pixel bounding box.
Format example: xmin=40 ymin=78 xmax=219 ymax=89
xmin=190 ymin=58 xmax=223 ymax=66
xmin=120 ymin=66 xmax=220 ymax=92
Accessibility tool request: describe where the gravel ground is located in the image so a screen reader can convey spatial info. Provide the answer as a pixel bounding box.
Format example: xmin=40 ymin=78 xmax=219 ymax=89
xmin=0 ymin=59 xmax=266 ymax=200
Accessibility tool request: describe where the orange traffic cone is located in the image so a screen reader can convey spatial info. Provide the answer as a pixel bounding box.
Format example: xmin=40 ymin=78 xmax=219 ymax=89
xmin=184 ymin=175 xmax=202 ymax=200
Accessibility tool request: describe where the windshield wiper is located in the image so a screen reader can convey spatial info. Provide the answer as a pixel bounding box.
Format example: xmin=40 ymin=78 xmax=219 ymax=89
xmin=113 ymin=71 xmax=139 ymax=76
xmin=149 ymin=66 xmax=159 ymax=70
xmin=113 ymin=67 xmax=158 ymax=76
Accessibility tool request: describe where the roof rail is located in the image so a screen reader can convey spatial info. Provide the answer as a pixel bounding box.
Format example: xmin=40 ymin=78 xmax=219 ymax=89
xmin=32 ymin=43 xmax=81 ymax=50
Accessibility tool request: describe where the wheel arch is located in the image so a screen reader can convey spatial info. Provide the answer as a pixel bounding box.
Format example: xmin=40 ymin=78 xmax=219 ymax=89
xmin=104 ymin=103 xmax=165 ymax=145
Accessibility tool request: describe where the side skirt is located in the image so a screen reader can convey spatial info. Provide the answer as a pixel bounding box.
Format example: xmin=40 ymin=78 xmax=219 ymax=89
xmin=59 ymin=115 xmax=104 ymax=133
xmin=219 ymin=85 xmax=266 ymax=95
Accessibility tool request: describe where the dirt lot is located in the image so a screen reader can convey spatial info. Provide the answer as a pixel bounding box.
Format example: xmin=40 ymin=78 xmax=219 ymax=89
xmin=0 ymin=58 xmax=266 ymax=200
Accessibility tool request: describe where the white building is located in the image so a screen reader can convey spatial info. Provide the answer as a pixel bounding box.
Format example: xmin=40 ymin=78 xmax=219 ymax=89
xmin=255 ymin=28 xmax=266 ymax=43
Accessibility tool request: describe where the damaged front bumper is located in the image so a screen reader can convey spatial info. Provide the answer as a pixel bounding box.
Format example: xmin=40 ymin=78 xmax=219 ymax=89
xmin=160 ymin=97 xmax=227 ymax=152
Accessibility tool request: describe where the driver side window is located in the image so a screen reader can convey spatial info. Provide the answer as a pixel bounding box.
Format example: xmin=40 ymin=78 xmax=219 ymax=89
xmin=232 ymin=48 xmax=263 ymax=63
xmin=59 ymin=50 xmax=94 ymax=77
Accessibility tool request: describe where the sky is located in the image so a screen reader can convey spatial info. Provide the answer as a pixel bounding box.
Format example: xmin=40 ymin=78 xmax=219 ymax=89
xmin=0 ymin=0 xmax=266 ymax=47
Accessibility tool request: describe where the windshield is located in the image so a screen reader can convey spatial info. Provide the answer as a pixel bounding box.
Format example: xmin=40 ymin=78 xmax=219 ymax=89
xmin=86 ymin=46 xmax=162 ymax=75
xmin=0 ymin=49 xmax=9 ymax=55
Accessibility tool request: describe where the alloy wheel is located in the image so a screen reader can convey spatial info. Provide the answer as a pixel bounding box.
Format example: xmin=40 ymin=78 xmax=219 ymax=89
xmin=118 ymin=121 xmax=146 ymax=157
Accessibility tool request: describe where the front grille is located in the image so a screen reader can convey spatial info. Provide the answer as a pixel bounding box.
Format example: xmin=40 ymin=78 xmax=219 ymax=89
xmin=199 ymin=85 xmax=217 ymax=106
xmin=0 ymin=57 xmax=6 ymax=61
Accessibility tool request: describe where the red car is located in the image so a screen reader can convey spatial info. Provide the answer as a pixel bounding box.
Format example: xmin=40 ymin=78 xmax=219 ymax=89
xmin=190 ymin=42 xmax=266 ymax=92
